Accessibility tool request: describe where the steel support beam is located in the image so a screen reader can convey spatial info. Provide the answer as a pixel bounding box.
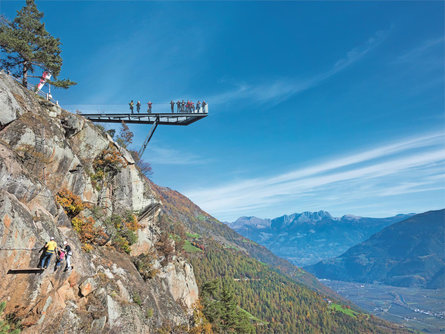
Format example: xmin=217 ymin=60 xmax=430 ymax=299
xmin=80 ymin=112 xmax=208 ymax=157
xmin=138 ymin=117 xmax=159 ymax=158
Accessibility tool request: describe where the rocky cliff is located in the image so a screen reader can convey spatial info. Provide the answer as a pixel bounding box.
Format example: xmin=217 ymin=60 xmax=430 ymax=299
xmin=0 ymin=71 xmax=198 ymax=333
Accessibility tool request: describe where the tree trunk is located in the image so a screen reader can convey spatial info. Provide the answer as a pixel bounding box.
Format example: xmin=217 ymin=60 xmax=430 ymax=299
xmin=22 ymin=62 xmax=28 ymax=88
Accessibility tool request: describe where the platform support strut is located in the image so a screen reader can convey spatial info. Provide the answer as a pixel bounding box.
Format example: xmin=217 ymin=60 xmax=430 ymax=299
xmin=138 ymin=116 xmax=159 ymax=158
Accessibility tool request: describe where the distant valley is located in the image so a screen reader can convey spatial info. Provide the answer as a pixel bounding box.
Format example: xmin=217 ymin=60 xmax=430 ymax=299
xmin=227 ymin=210 xmax=412 ymax=266
xmin=306 ymin=210 xmax=445 ymax=289
xmin=228 ymin=209 xmax=445 ymax=333
xmin=321 ymin=280 xmax=445 ymax=334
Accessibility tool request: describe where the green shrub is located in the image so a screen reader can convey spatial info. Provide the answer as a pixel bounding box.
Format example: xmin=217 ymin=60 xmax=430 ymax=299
xmin=133 ymin=253 xmax=159 ymax=280
xmin=146 ymin=308 xmax=154 ymax=319
xmin=121 ymin=229 xmax=137 ymax=245
xmin=133 ymin=293 xmax=142 ymax=306
xmin=0 ymin=302 xmax=21 ymax=334
xmin=112 ymin=235 xmax=131 ymax=254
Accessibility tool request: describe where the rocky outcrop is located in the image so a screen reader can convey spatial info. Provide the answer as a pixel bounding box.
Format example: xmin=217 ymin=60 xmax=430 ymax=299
xmin=0 ymin=71 xmax=198 ymax=333
xmin=158 ymin=258 xmax=199 ymax=311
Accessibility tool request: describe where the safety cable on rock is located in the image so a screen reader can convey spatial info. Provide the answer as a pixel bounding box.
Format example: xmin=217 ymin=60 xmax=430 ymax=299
xmin=0 ymin=248 xmax=40 ymax=251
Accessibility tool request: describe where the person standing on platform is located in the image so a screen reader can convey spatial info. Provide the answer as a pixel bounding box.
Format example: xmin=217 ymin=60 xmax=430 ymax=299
xmin=202 ymin=101 xmax=207 ymax=113
xmin=136 ymin=101 xmax=141 ymax=113
xmin=176 ymin=101 xmax=181 ymax=113
xmin=196 ymin=101 xmax=201 ymax=113
xmin=129 ymin=100 xmax=134 ymax=114
xmin=191 ymin=101 xmax=195 ymax=113
xmin=181 ymin=100 xmax=185 ymax=112
xmin=170 ymin=100 xmax=175 ymax=113
xmin=147 ymin=101 xmax=152 ymax=113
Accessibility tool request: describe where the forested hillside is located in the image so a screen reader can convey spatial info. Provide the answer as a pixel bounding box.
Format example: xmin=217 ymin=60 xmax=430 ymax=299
xmin=152 ymin=184 xmax=414 ymax=333
xmin=151 ymin=184 xmax=333 ymax=296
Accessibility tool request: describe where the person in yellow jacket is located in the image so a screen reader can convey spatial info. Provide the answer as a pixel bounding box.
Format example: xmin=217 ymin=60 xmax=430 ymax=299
xmin=38 ymin=237 xmax=58 ymax=269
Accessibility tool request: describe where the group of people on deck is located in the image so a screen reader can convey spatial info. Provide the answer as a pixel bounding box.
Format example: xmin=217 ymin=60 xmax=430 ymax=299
xmin=128 ymin=100 xmax=208 ymax=114
xmin=129 ymin=100 xmax=151 ymax=114
xmin=170 ymin=100 xmax=208 ymax=113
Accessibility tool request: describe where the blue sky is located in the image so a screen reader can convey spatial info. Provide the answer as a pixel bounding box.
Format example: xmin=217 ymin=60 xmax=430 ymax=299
xmin=2 ymin=0 xmax=444 ymax=221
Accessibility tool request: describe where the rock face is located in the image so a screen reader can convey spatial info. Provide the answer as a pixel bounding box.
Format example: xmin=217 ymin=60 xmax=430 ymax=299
xmin=0 ymin=71 xmax=198 ymax=333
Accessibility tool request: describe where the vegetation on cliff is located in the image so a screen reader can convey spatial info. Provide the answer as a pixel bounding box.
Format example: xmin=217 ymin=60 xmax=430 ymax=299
xmin=0 ymin=302 xmax=20 ymax=334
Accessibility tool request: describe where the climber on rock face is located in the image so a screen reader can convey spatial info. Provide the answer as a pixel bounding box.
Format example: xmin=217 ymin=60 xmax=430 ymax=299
xmin=38 ymin=237 xmax=58 ymax=269
xmin=64 ymin=241 xmax=73 ymax=272
xmin=55 ymin=248 xmax=66 ymax=270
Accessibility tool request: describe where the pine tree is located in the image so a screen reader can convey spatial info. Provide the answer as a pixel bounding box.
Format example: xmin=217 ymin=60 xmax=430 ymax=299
xmin=0 ymin=0 xmax=76 ymax=88
xmin=220 ymin=284 xmax=238 ymax=332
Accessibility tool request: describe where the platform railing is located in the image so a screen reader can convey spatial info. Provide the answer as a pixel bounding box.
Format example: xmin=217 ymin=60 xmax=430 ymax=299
xmin=6 ymin=72 xmax=59 ymax=105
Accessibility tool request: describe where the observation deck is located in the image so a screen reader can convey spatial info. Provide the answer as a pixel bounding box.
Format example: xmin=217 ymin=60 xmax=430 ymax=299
xmin=81 ymin=112 xmax=207 ymax=126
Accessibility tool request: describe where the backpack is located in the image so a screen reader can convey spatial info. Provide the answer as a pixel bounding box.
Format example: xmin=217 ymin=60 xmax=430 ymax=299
xmin=58 ymin=250 xmax=66 ymax=260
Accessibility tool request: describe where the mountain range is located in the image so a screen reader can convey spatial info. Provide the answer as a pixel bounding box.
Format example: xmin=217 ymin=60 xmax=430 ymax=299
xmin=227 ymin=211 xmax=412 ymax=266
xmin=305 ymin=209 xmax=445 ymax=289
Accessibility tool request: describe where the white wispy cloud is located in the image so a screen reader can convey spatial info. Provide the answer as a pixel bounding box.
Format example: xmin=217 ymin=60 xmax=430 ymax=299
xmin=208 ymin=29 xmax=388 ymax=107
xmin=184 ymin=132 xmax=445 ymax=219
xmin=396 ymin=36 xmax=445 ymax=63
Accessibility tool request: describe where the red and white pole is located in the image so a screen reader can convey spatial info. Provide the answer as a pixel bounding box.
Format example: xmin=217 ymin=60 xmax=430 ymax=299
xmin=36 ymin=71 xmax=51 ymax=92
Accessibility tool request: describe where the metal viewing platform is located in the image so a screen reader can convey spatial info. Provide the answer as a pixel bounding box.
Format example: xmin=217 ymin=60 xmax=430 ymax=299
xmin=81 ymin=112 xmax=207 ymax=126
xmin=81 ymin=111 xmax=208 ymax=158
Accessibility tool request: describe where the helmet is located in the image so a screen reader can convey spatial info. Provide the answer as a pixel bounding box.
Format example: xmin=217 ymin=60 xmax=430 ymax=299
xmin=63 ymin=241 xmax=68 ymax=245
xmin=50 ymin=236 xmax=54 ymax=240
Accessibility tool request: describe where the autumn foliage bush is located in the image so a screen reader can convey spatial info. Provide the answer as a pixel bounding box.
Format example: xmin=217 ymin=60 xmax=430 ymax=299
xmin=93 ymin=146 xmax=127 ymax=178
xmin=71 ymin=216 xmax=109 ymax=251
xmin=56 ymin=188 xmax=84 ymax=218
xmin=56 ymin=188 xmax=108 ymax=251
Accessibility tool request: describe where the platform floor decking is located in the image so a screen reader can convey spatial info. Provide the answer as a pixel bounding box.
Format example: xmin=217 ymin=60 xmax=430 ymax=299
xmin=81 ymin=112 xmax=207 ymax=126
xmin=7 ymin=268 xmax=44 ymax=274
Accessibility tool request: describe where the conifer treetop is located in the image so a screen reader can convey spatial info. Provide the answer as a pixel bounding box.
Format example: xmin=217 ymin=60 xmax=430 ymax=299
xmin=0 ymin=0 xmax=76 ymax=88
